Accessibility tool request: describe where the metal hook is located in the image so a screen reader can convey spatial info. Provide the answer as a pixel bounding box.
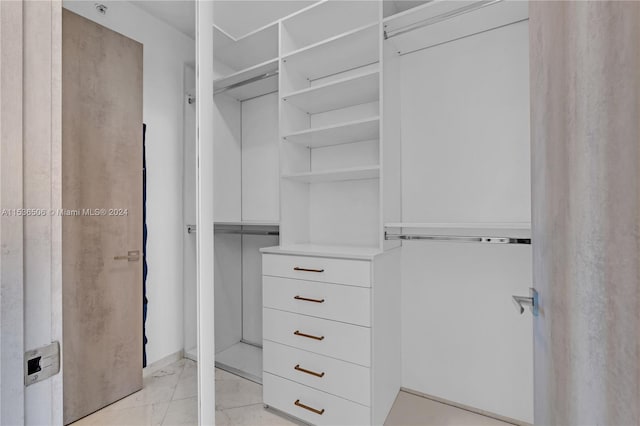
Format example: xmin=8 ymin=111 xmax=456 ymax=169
xmin=512 ymin=288 xmax=538 ymax=316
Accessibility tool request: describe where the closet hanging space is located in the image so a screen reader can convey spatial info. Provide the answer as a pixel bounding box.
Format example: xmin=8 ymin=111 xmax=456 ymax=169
xmin=382 ymin=1 xmax=533 ymax=423
xmin=211 ymin=22 xmax=280 ymax=383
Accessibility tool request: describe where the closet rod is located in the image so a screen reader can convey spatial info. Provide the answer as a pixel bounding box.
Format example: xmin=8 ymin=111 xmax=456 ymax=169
xmin=215 ymin=229 xmax=280 ymax=236
xmin=214 ymin=70 xmax=279 ymax=95
xmin=385 ymin=232 xmax=530 ymax=245
xmin=384 ymin=0 xmax=502 ymax=40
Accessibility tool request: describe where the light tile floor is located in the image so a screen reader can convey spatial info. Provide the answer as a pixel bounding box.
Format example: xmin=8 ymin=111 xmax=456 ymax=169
xmin=73 ymin=358 xmax=514 ymax=426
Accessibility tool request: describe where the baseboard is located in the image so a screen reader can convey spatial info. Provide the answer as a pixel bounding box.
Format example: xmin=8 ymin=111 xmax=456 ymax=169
xmin=143 ymin=349 xmax=184 ymax=376
xmin=399 ymin=387 xmax=530 ymax=426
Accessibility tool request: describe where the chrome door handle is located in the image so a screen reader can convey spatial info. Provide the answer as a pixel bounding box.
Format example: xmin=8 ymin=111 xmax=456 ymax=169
xmin=513 ymin=288 xmax=538 ymax=316
xmin=114 ymin=250 xmax=140 ymax=262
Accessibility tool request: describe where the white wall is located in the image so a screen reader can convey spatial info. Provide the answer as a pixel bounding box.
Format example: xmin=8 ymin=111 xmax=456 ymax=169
xmin=63 ymin=0 xmax=195 ymax=365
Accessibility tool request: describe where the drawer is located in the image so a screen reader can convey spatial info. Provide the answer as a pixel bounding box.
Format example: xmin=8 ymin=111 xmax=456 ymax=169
xmin=262 ymin=254 xmax=371 ymax=287
xmin=264 ymin=340 xmax=371 ymax=406
xmin=263 ymin=276 xmax=371 ymax=326
xmin=264 ymin=308 xmax=370 ymax=367
xmin=264 ymin=373 xmax=370 ymax=426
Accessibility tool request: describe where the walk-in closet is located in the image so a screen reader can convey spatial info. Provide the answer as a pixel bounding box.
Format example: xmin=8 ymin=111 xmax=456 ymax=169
xmin=202 ymin=1 xmax=534 ymax=425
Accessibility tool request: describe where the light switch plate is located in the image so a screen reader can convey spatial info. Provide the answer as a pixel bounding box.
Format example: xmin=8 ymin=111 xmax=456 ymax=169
xmin=25 ymin=341 xmax=60 ymax=386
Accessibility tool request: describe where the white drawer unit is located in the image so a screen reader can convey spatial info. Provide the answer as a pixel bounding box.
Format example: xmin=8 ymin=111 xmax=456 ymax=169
xmin=263 ymin=308 xmax=371 ymax=367
xmin=263 ymin=340 xmax=371 ymax=406
xmin=263 ymin=276 xmax=371 ymax=326
xmin=264 ymin=373 xmax=371 ymax=426
xmin=262 ymin=253 xmax=371 ymax=287
xmin=262 ymin=247 xmax=400 ymax=425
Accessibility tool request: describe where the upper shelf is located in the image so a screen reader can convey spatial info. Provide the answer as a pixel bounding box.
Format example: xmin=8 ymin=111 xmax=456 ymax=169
xmin=282 ymin=70 xmax=379 ymax=114
xmin=215 ymin=221 xmax=280 ymax=227
xmin=283 ymin=116 xmax=380 ymax=148
xmin=282 ymin=23 xmax=380 ymax=81
xmin=213 ymin=59 xmax=278 ymax=101
xmin=280 ymin=1 xmax=379 ymax=55
xmin=260 ymin=244 xmax=382 ymax=261
xmin=282 ymin=165 xmax=380 ymax=183
xmin=213 ymin=23 xmax=278 ymax=72
xmin=383 ymin=0 xmax=528 ymax=56
xmin=384 ymin=222 xmax=532 ymax=237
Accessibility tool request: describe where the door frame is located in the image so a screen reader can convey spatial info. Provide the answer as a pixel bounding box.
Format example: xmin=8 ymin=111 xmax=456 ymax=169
xmin=195 ymin=1 xmax=216 ymax=424
xmin=1 ymin=1 xmax=215 ymax=424
xmin=0 ymin=1 xmax=26 ymax=424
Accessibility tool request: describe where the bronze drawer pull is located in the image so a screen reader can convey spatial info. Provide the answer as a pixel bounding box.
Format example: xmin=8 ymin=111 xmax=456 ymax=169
xmin=294 ymin=295 xmax=325 ymax=303
xmin=293 ymin=267 xmax=324 ymax=273
xmin=294 ymin=399 xmax=325 ymax=415
xmin=294 ymin=330 xmax=324 ymax=341
xmin=294 ymin=364 xmax=325 ymax=378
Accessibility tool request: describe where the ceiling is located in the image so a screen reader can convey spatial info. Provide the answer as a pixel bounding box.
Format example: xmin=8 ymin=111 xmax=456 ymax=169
xmin=130 ymin=0 xmax=315 ymax=41
xmin=130 ymin=1 xmax=429 ymax=41
xmin=213 ymin=1 xmax=316 ymax=39
xmin=131 ymin=1 xmax=196 ymax=39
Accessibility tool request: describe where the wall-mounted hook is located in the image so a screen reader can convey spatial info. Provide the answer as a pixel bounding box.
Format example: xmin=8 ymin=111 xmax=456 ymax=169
xmin=513 ymin=288 xmax=538 ymax=316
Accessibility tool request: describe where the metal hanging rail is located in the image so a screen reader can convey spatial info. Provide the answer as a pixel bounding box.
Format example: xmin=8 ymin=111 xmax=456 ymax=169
xmin=186 ymin=224 xmax=197 ymax=234
xmin=213 ymin=70 xmax=279 ymax=96
xmin=384 ymin=0 xmax=503 ymax=40
xmin=385 ymin=232 xmax=530 ymax=245
xmin=215 ymin=229 xmax=280 ymax=236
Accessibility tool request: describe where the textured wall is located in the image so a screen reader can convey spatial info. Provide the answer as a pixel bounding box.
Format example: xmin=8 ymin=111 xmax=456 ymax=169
xmin=530 ymin=2 xmax=640 ymax=424
xmin=0 ymin=1 xmax=25 ymax=424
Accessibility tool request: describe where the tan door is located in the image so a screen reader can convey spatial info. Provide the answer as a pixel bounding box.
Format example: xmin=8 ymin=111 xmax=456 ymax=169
xmin=62 ymin=10 xmax=143 ymax=424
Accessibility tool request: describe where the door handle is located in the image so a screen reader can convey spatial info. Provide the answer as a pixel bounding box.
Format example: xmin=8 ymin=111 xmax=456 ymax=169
xmin=294 ymin=330 xmax=324 ymax=341
xmin=293 ymin=267 xmax=324 ymax=273
xmin=512 ymin=288 xmax=538 ymax=316
xmin=114 ymin=250 xmax=140 ymax=262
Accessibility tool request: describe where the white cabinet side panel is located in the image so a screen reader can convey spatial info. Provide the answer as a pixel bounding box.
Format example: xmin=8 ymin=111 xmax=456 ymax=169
xmin=242 ymin=234 xmax=278 ymax=344
xmin=213 ymin=94 xmax=241 ymax=221
xmin=214 ymin=234 xmax=242 ymax=352
xmin=241 ymin=92 xmax=280 ymax=222
xmin=400 ymin=20 xmax=530 ymax=224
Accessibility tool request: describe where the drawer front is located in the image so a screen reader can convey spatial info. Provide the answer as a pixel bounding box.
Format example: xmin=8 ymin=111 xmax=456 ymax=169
xmin=263 ymin=276 xmax=371 ymax=326
xmin=264 ymin=340 xmax=371 ymax=406
xmin=264 ymin=373 xmax=370 ymax=426
xmin=262 ymin=254 xmax=371 ymax=287
xmin=264 ymin=308 xmax=370 ymax=367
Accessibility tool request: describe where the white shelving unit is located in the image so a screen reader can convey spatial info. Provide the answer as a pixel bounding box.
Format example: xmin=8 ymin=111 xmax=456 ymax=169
xmin=282 ymin=166 xmax=380 ymax=183
xmin=282 ymin=70 xmax=379 ymax=114
xmin=281 ymin=23 xmax=380 ymax=83
xmin=213 ymin=59 xmax=278 ymax=102
xmin=214 ymin=23 xmax=278 ymax=71
xmin=280 ymin=0 xmax=379 ymax=54
xmin=283 ymin=116 xmax=380 ymax=148
xmin=282 ymin=165 xmax=380 ymax=183
xmin=263 ymin=3 xmax=401 ymax=426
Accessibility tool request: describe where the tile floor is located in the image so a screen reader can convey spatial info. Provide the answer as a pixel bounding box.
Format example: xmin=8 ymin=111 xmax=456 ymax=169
xmin=73 ymin=358 xmax=514 ymax=426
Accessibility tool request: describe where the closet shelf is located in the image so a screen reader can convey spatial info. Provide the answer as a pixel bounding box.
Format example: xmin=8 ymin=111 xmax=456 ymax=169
xmin=384 ymin=223 xmax=532 ymax=238
xmin=260 ymin=244 xmax=382 ymax=261
xmin=280 ymin=2 xmax=379 ymax=55
xmin=213 ymin=23 xmax=278 ymax=71
xmin=214 ymin=59 xmax=279 ymax=101
xmin=281 ymin=165 xmax=380 ymax=183
xmin=385 ymin=222 xmax=531 ymax=230
xmin=283 ymin=116 xmax=380 ymax=148
xmin=282 ymin=71 xmax=379 ymax=114
xmin=281 ymin=23 xmax=380 ymax=81
xmin=215 ymin=220 xmax=280 ymax=227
